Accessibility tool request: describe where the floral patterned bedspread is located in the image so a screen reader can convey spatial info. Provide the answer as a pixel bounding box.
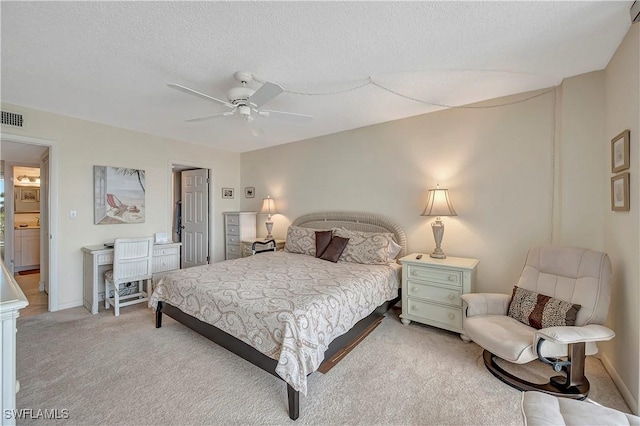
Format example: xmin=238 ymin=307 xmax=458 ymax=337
xmin=149 ymin=251 xmax=400 ymax=395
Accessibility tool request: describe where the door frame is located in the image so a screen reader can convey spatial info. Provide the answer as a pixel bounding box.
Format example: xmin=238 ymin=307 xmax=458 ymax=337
xmin=1 ymin=133 xmax=59 ymax=311
xmin=167 ymin=159 xmax=214 ymax=264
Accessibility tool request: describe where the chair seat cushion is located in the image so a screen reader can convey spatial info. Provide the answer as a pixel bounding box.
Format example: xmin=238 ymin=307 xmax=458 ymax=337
xmin=465 ymin=315 xmax=538 ymax=363
xmin=104 ymin=269 xmax=114 ymax=282
xmin=521 ymin=391 xmax=640 ymax=425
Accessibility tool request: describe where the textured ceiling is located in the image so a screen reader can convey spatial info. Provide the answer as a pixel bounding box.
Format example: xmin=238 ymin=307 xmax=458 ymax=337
xmin=1 ymin=1 xmax=633 ymax=153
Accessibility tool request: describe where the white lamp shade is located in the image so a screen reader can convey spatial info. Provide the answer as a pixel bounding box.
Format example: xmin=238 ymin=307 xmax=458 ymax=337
xmin=260 ymin=196 xmax=277 ymax=215
xmin=421 ymin=187 xmax=457 ymax=217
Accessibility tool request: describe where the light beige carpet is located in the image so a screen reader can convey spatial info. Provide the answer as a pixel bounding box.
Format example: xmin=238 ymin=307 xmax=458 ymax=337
xmin=15 ymin=305 xmax=629 ymax=425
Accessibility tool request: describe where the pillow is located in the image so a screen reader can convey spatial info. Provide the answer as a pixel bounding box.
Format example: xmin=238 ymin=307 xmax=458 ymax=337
xmin=284 ymin=226 xmax=319 ymax=256
xmin=319 ymin=236 xmax=350 ymax=263
xmin=333 ymin=227 xmax=394 ymax=264
xmin=315 ymin=230 xmax=333 ymax=258
xmin=387 ymin=240 xmax=402 ymax=261
xmin=507 ymin=287 xmax=581 ymax=329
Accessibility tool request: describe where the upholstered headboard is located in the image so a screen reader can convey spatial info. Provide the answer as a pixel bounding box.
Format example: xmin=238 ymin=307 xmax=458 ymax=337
xmin=291 ymin=211 xmax=407 ymax=259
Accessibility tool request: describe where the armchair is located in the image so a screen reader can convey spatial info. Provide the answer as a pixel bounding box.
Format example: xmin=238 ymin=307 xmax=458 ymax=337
xmin=460 ymin=245 xmax=614 ymax=399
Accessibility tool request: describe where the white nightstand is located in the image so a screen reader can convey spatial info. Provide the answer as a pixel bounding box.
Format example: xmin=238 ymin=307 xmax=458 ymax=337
xmin=241 ymin=238 xmax=286 ymax=257
xmin=399 ymin=253 xmax=479 ymax=335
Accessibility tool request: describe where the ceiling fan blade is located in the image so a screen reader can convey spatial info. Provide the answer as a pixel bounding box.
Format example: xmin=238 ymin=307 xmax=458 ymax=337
xmin=185 ymin=111 xmax=235 ymax=122
xmin=259 ymin=109 xmax=314 ymax=123
xmin=167 ymin=83 xmax=234 ymax=108
xmin=248 ymin=81 xmax=283 ymax=108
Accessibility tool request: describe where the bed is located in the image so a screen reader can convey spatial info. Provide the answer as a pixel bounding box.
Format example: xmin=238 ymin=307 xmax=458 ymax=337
xmin=150 ymin=211 xmax=407 ymax=420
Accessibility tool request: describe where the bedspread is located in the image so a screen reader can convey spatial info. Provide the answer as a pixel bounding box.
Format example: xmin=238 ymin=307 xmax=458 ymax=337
xmin=149 ymin=251 xmax=400 ymax=395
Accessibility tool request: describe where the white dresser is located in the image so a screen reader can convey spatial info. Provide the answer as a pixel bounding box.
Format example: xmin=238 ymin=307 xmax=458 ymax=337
xmin=399 ymin=253 xmax=479 ymax=334
xmin=223 ymin=212 xmax=256 ymax=260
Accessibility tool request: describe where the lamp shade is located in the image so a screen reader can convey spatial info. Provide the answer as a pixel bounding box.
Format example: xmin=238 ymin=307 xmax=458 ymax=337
xmin=421 ymin=187 xmax=457 ymax=217
xmin=260 ymin=196 xmax=277 ymax=215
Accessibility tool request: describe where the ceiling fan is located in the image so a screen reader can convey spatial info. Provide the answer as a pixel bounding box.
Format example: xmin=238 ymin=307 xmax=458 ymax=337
xmin=168 ymin=71 xmax=313 ymax=124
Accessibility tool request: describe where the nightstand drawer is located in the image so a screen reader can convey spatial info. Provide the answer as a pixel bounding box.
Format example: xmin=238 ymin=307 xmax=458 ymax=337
xmin=226 ymin=244 xmax=241 ymax=257
xmin=407 ymin=280 xmax=462 ymax=307
xmin=407 ymin=265 xmax=462 ymax=286
xmin=406 ymin=298 xmax=462 ymax=329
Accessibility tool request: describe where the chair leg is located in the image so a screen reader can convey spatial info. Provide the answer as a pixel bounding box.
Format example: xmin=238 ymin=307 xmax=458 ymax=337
xmin=114 ymin=286 xmax=120 ymax=317
xmin=105 ymin=280 xmax=111 ymax=309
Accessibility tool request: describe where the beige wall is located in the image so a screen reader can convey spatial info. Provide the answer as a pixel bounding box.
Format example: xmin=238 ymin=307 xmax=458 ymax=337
xmin=602 ymin=23 xmax=640 ymax=414
xmin=242 ymin=89 xmax=557 ymax=294
xmin=1 ymin=103 xmax=241 ymax=309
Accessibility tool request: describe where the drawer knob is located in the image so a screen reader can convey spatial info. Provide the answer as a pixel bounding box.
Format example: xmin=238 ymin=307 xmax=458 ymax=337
xmin=448 ymin=276 xmax=455 ymax=281
xmin=448 ymin=313 xmax=455 ymax=320
xmin=412 ymin=287 xmax=418 ymax=292
xmin=447 ymin=294 xmax=455 ymax=300
xmin=411 ymin=305 xmax=417 ymax=311
xmin=411 ymin=270 xmax=417 ymax=276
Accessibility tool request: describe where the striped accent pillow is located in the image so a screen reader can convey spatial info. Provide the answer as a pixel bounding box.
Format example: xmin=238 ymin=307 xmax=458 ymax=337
xmin=507 ymin=287 xmax=581 ymax=329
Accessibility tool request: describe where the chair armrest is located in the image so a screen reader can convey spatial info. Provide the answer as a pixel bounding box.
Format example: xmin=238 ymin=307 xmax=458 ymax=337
xmin=536 ymin=324 xmax=615 ymax=345
xmin=460 ymin=293 xmax=511 ymax=317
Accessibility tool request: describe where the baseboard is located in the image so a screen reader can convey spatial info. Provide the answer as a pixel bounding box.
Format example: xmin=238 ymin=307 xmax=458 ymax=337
xmin=600 ymin=352 xmax=638 ymax=415
xmin=56 ymin=300 xmax=84 ymax=311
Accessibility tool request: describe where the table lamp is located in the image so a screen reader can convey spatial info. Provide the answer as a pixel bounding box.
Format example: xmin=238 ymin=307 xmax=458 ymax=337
xmin=420 ymin=185 xmax=457 ymax=259
xmin=260 ymin=195 xmax=277 ymax=239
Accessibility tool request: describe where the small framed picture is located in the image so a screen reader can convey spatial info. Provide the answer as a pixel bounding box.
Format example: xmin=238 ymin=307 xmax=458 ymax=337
xmin=222 ymin=188 xmax=234 ymax=199
xmin=611 ymin=173 xmax=630 ymax=211
xmin=19 ymin=188 xmax=38 ymax=202
xmin=611 ymin=130 xmax=630 ymax=173
xmin=245 ymin=187 xmax=255 ymax=198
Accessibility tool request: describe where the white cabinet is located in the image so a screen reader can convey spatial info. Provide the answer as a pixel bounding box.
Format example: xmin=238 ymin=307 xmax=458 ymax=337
xmin=223 ymin=212 xmax=256 ymax=260
xmin=241 ymin=238 xmax=285 ymax=257
xmin=14 ymin=228 xmax=40 ymax=269
xmin=152 ymin=244 xmax=181 ymax=272
xmin=399 ymin=254 xmax=479 ymax=334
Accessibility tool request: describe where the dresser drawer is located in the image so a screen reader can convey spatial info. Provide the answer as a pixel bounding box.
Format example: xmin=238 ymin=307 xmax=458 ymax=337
xmin=226 ymin=234 xmax=241 ymax=245
xmin=153 ymin=246 xmax=179 ymax=257
xmin=153 ymin=255 xmax=180 ymax=273
xmin=406 ymin=298 xmax=462 ymax=329
xmin=407 ymin=265 xmax=462 ymax=287
xmin=226 ymin=225 xmax=240 ymax=236
xmin=407 ymin=280 xmax=462 ymax=307
xmin=226 ymin=215 xmax=240 ymax=226
xmin=98 ymin=253 xmax=114 ymax=264
xmin=226 ymin=245 xmax=241 ymax=258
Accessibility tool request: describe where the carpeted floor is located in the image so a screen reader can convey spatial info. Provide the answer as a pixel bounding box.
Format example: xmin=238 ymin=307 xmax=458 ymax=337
xmin=15 ymin=305 xmax=630 ymax=425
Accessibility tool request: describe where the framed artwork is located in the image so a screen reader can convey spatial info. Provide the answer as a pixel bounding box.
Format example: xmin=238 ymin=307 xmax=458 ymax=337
xmin=93 ymin=165 xmax=146 ymax=224
xmin=222 ymin=188 xmax=234 ymax=199
xmin=611 ymin=130 xmax=630 ymax=173
xmin=611 ymin=173 xmax=630 ymax=212
xmin=245 ymin=187 xmax=255 ymax=198
xmin=19 ymin=188 xmax=38 ymax=202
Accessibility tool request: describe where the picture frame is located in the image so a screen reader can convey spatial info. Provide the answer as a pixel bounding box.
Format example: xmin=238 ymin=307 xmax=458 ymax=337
xmin=93 ymin=165 xmax=146 ymax=225
xmin=611 ymin=172 xmax=630 ymax=212
xmin=222 ymin=188 xmax=234 ymax=199
xmin=19 ymin=187 xmax=38 ymax=202
xmin=245 ymin=187 xmax=255 ymax=198
xmin=611 ymin=129 xmax=630 ymax=173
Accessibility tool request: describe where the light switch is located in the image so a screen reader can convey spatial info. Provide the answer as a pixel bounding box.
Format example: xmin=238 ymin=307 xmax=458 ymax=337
xmin=70 ymin=210 xmax=77 ymax=219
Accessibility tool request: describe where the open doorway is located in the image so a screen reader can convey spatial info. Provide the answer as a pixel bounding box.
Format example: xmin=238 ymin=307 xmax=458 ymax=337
xmin=170 ymin=162 xmax=212 ymax=268
xmin=1 ymin=135 xmax=58 ymax=315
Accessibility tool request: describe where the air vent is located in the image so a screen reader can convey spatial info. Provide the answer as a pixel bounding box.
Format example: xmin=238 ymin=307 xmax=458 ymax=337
xmin=1 ymin=111 xmax=24 ymax=128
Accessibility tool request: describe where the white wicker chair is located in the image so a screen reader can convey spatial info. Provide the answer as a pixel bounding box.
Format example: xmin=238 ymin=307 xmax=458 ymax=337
xmin=104 ymin=237 xmax=154 ymax=316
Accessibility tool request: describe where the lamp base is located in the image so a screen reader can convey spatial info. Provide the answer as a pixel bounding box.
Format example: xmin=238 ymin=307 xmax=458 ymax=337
xmin=430 ymin=219 xmax=447 ymax=259
xmin=265 ymin=220 xmax=274 ymax=240
xmin=430 ymin=249 xmax=446 ymax=259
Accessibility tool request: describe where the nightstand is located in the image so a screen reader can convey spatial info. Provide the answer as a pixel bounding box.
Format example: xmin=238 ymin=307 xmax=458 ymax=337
xmin=241 ymin=238 xmax=285 ymax=257
xmin=399 ymin=253 xmax=479 ymax=335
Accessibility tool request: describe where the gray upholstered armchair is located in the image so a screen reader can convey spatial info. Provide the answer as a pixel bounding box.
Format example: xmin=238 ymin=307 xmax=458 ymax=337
xmin=460 ymin=245 xmax=615 ymax=399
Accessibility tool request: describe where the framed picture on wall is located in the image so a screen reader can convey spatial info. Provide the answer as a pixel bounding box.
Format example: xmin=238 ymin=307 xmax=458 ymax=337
xmin=93 ymin=165 xmax=146 ymax=224
xmin=222 ymin=188 xmax=234 ymax=199
xmin=245 ymin=187 xmax=255 ymax=198
xmin=611 ymin=129 xmax=630 ymax=173
xmin=611 ymin=172 xmax=630 ymax=211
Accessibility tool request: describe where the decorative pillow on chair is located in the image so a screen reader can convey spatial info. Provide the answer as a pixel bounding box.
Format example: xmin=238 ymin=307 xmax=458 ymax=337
xmin=284 ymin=226 xmax=320 ymax=256
xmin=332 ymin=228 xmax=394 ymax=264
xmin=507 ymin=286 xmax=581 ymax=329
xmin=315 ymin=230 xmax=333 ymax=258
xmin=319 ymin=236 xmax=350 ymax=263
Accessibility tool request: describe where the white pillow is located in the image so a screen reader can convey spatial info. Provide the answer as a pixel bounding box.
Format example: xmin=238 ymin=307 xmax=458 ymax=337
xmin=332 ymin=227 xmax=394 ymax=264
xmin=388 ymin=240 xmax=402 ymax=261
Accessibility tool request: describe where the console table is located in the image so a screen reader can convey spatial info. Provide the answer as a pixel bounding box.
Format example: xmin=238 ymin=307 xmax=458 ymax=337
xmin=81 ymin=242 xmax=182 ymax=314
